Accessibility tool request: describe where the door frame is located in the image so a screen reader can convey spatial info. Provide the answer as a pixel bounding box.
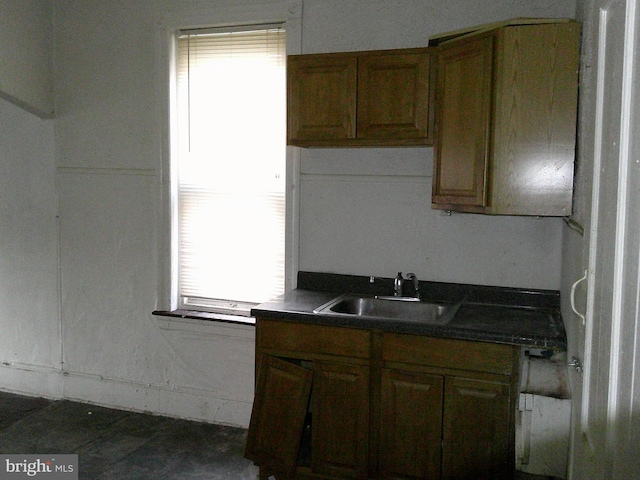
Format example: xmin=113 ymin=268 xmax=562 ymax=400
xmin=569 ymin=0 xmax=640 ymax=477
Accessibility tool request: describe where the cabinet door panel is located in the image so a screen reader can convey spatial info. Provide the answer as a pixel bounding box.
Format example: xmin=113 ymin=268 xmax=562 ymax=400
xmin=490 ymin=23 xmax=579 ymax=215
xmin=380 ymin=369 xmax=444 ymax=480
xmin=258 ymin=319 xmax=371 ymax=359
xmin=245 ymin=355 xmax=312 ymax=477
xmin=442 ymin=376 xmax=512 ymax=480
xmin=357 ymin=52 xmax=432 ymax=141
xmin=312 ymin=362 xmax=369 ymax=479
xmin=433 ymin=34 xmax=493 ymax=207
xmin=287 ymin=54 xmax=357 ymax=143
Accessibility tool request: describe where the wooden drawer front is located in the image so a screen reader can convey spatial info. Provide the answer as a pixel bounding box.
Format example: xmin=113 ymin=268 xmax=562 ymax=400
xmin=258 ymin=319 xmax=370 ymax=359
xmin=383 ymin=333 xmax=517 ymax=375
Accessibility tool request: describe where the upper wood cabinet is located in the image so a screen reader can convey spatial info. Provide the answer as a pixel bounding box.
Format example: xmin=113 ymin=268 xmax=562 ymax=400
xmin=287 ymin=54 xmax=357 ymax=144
xmin=287 ymin=48 xmax=435 ymax=147
xmin=431 ymin=20 xmax=580 ymax=216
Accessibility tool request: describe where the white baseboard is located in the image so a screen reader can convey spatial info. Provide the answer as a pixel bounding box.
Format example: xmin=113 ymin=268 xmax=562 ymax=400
xmin=0 ymin=362 xmax=64 ymax=399
xmin=0 ymin=362 xmax=253 ymax=428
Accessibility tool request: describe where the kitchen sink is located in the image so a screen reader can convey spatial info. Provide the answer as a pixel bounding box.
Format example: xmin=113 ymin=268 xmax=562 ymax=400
xmin=313 ymin=293 xmax=462 ymax=325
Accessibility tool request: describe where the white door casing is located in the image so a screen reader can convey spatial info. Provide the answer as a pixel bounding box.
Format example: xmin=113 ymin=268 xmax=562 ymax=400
xmin=569 ymin=0 xmax=640 ymax=478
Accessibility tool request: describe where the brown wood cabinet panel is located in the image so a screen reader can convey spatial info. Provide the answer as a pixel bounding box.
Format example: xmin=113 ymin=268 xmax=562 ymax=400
xmin=432 ymin=34 xmax=493 ymax=207
xmin=287 ymin=54 xmax=357 ymax=143
xmin=432 ymin=20 xmax=580 ymax=216
xmin=287 ymin=48 xmax=434 ymax=147
xmin=245 ymin=355 xmax=313 ymax=477
xmin=258 ymin=319 xmax=370 ymax=360
xmin=379 ymin=369 xmax=444 ymax=479
xmin=312 ymin=361 xmax=370 ymax=479
xmin=441 ymin=376 xmax=512 ymax=480
xmin=248 ymin=318 xmax=520 ymax=480
xmin=490 ymin=23 xmax=580 ymax=215
xmin=382 ymin=332 xmax=518 ymax=376
xmin=357 ymin=51 xmax=433 ymax=142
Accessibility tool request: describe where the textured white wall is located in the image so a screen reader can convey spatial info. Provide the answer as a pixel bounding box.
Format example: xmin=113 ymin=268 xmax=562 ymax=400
xmin=0 ymin=100 xmax=59 ymax=394
xmin=0 ymin=0 xmax=54 ymax=117
xmin=0 ymin=0 xmax=576 ymax=427
xmin=299 ymin=148 xmax=564 ymax=289
xmin=301 ymin=0 xmax=576 ymax=53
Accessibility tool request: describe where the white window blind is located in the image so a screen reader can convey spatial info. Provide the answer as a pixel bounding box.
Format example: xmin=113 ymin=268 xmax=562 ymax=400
xmin=176 ymin=26 xmax=286 ymax=315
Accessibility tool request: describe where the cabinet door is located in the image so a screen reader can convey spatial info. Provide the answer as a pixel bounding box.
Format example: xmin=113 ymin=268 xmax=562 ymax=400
xmin=287 ymin=54 xmax=357 ymax=145
xmin=490 ymin=23 xmax=579 ymax=215
xmin=379 ymin=369 xmax=444 ymax=480
xmin=245 ymin=355 xmax=313 ymax=477
xmin=357 ymin=51 xmax=432 ymax=143
xmin=442 ymin=376 xmax=512 ymax=480
xmin=312 ymin=361 xmax=370 ymax=479
xmin=432 ymin=34 xmax=493 ymax=208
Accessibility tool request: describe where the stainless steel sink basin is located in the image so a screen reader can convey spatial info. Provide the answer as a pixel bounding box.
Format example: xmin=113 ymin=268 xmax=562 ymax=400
xmin=313 ymin=294 xmax=462 ymax=325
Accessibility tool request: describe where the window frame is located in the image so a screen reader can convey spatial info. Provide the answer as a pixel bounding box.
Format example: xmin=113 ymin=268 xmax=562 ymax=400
xmin=156 ymin=2 xmax=302 ymax=322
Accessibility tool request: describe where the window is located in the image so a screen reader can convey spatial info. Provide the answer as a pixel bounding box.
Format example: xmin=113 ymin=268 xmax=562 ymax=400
xmin=174 ymin=25 xmax=287 ymax=317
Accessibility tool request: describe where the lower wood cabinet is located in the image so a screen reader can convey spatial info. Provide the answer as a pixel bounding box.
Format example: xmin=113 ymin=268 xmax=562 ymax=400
xmin=245 ymin=355 xmax=313 ymax=477
xmin=313 ymin=362 xmax=370 ymax=479
xmin=380 ymin=369 xmax=444 ymax=479
xmin=245 ymin=319 xmax=520 ymax=480
xmin=441 ymin=376 xmax=512 ymax=480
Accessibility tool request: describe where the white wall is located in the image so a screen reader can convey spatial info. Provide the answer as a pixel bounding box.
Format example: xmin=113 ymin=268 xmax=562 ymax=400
xmin=0 ymin=99 xmax=59 ymax=394
xmin=0 ymin=0 xmax=576 ymax=428
xmin=0 ymin=0 xmax=54 ymax=118
xmin=297 ymin=0 xmax=574 ymax=288
xmin=299 ymin=149 xmax=564 ymax=288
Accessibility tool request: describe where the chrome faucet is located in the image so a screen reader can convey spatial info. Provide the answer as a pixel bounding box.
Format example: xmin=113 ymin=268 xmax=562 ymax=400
xmin=394 ymin=272 xmax=404 ymax=296
xmin=393 ymin=272 xmax=420 ymax=299
xmin=406 ymin=273 xmax=421 ymax=300
xmin=378 ymin=272 xmax=420 ymax=302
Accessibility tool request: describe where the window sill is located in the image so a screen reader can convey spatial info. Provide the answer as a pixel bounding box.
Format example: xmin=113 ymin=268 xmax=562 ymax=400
xmin=152 ymin=309 xmax=256 ymax=326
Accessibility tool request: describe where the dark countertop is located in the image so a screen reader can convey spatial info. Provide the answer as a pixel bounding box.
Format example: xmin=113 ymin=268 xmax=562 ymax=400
xmin=251 ymin=272 xmax=566 ymax=351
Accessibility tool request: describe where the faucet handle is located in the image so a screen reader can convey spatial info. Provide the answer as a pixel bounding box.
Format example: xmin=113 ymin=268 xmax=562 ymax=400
xmin=405 ymin=273 xmax=420 ymax=299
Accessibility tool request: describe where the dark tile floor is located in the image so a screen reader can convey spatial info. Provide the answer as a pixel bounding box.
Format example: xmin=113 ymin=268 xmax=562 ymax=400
xmin=0 ymin=391 xmax=258 ymax=479
xmin=0 ymin=391 xmax=559 ymax=480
